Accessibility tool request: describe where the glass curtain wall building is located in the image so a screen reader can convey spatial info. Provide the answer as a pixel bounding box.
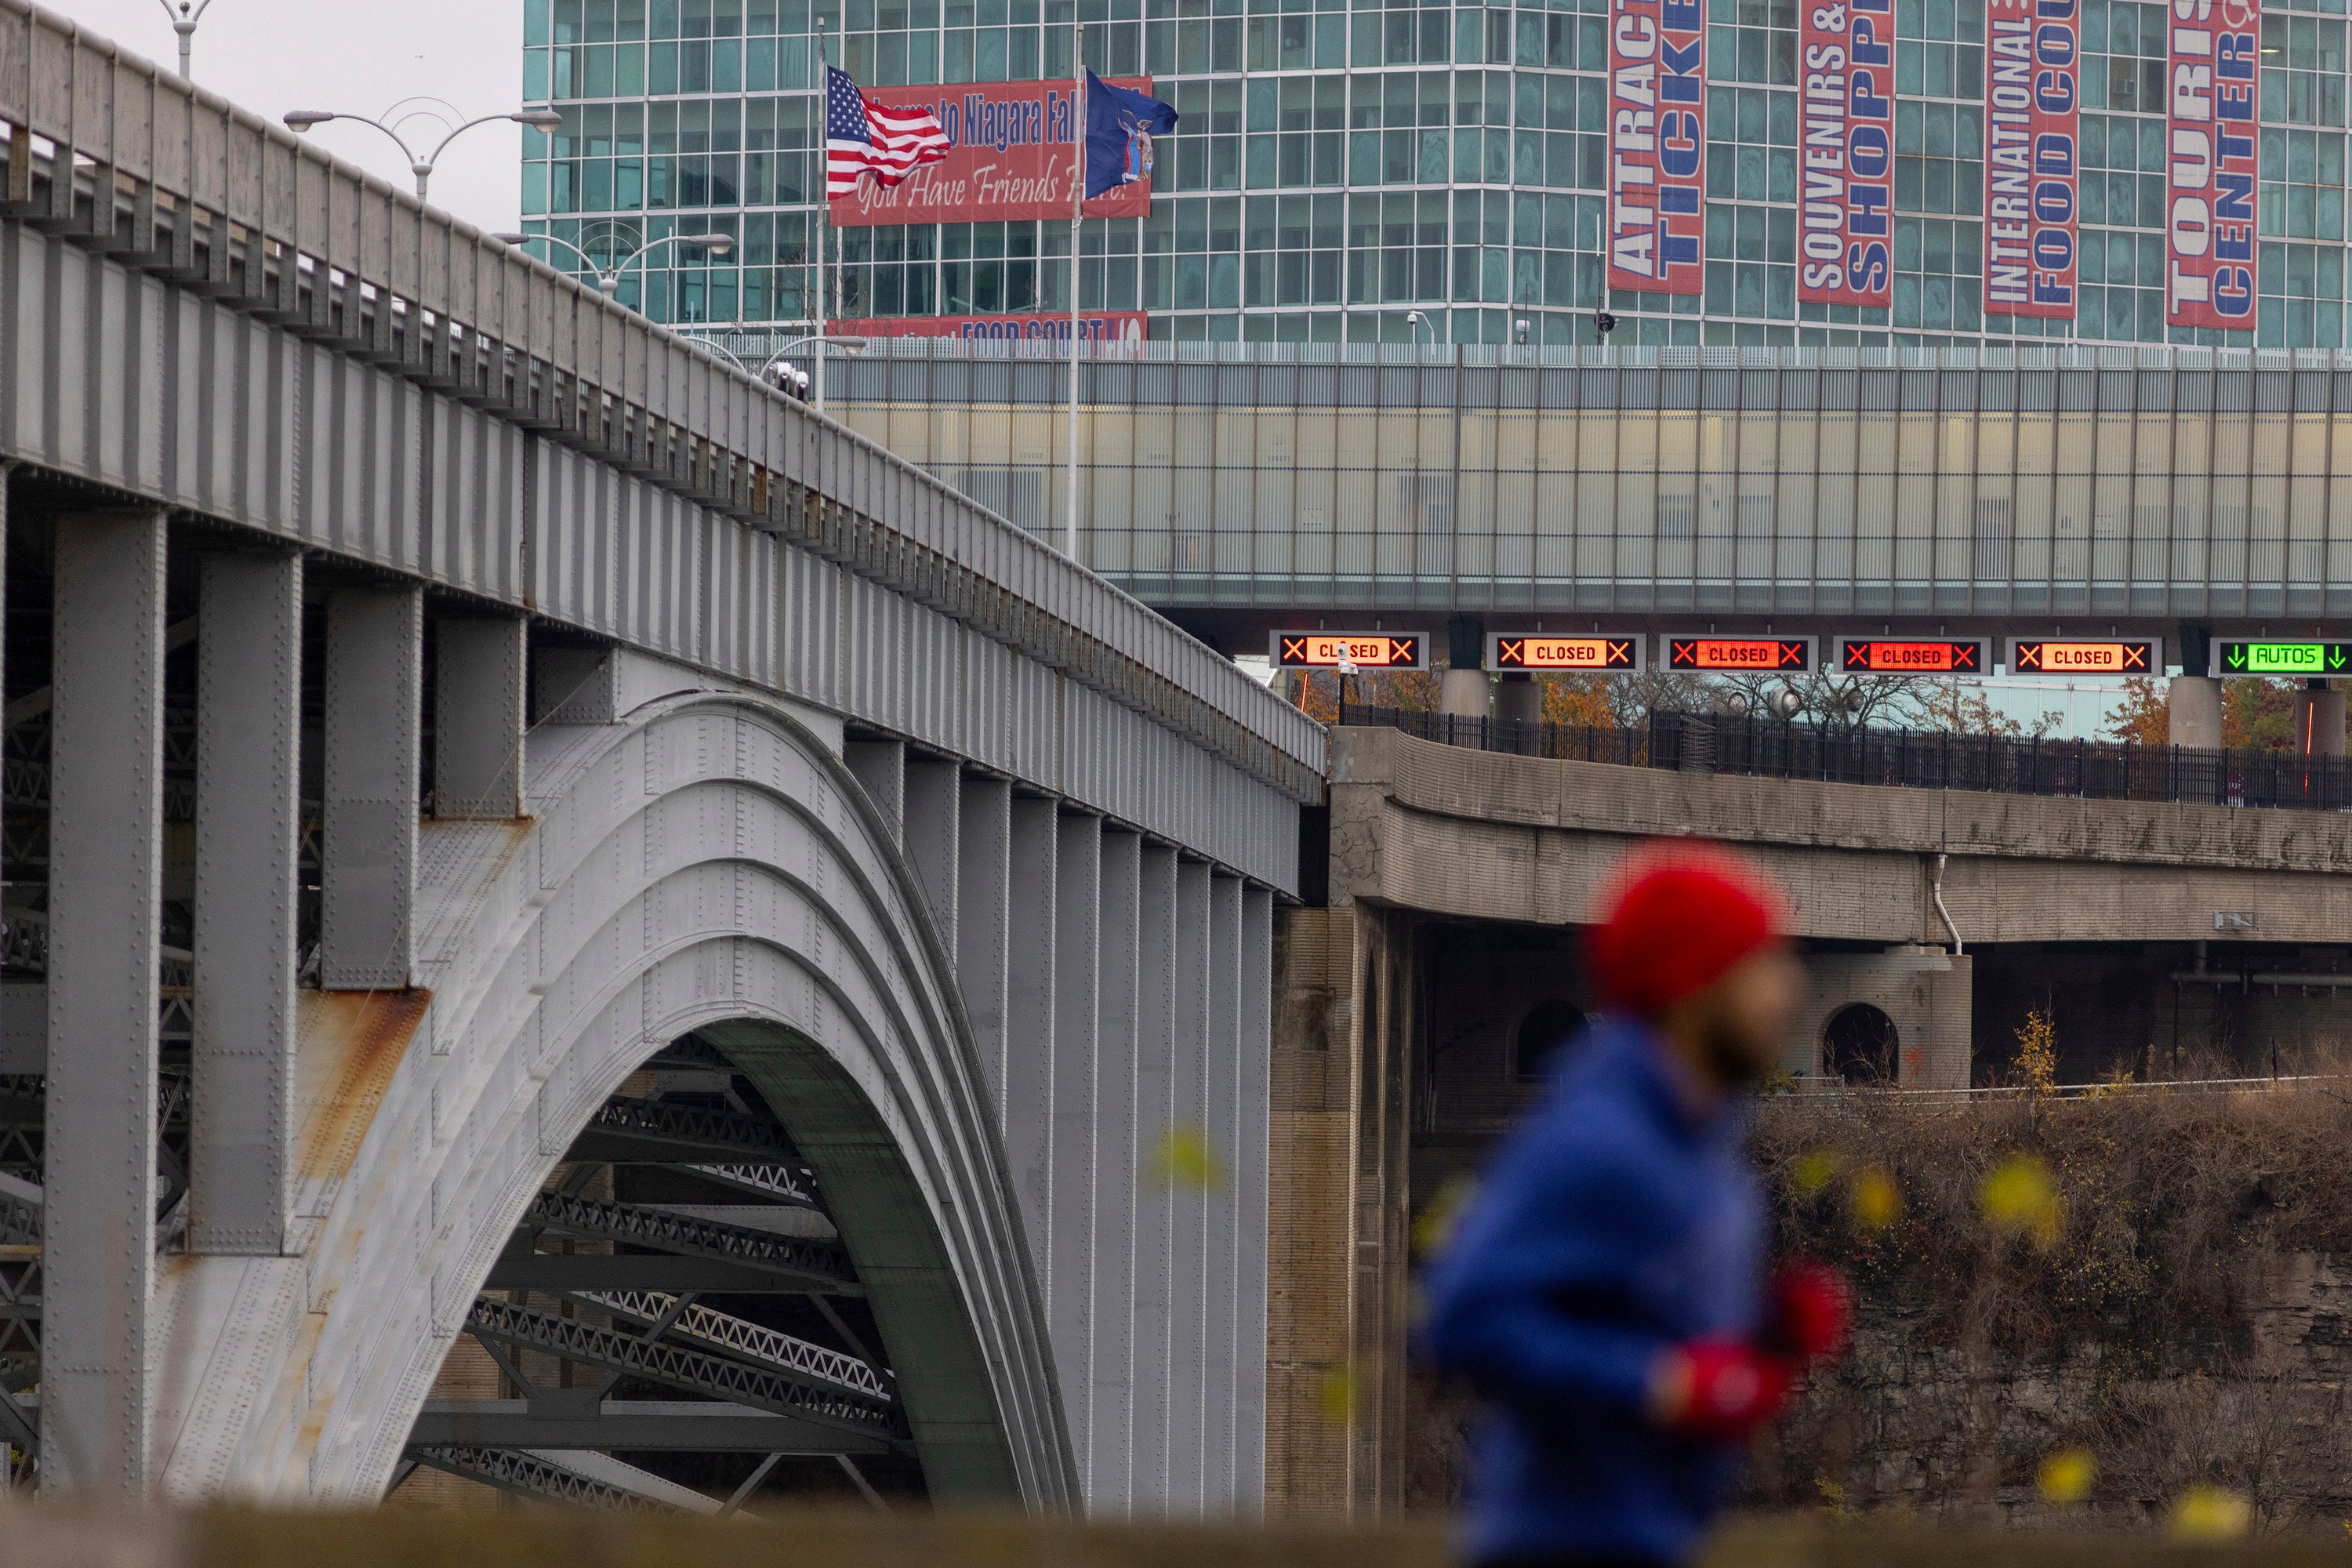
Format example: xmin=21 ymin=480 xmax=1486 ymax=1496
xmin=519 ymin=0 xmax=2352 ymax=348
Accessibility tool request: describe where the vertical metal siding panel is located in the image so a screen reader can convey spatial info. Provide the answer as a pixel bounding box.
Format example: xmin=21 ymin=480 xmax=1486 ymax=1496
xmin=751 ymin=530 xmax=776 ymax=688
xmin=593 ymin=458 xmax=619 ymax=638
xmin=1234 ymin=884 xmax=1273 ymax=1505
xmin=358 ymin=362 xmax=389 ymax=572
xmin=683 ymin=503 xmax=706 ymax=664
xmin=658 ymin=492 xmax=681 ymax=658
xmin=496 ymin=424 xmax=525 ymax=603
xmin=394 ymin=380 xmax=425 ymax=584
xmin=202 ymin=303 xmax=236 ymax=524
xmin=617 ymin=477 xmax=643 ymax=650
xmin=51 ymin=237 xmax=85 ymax=477
xmin=1202 ymin=871 xmax=1242 ymax=1510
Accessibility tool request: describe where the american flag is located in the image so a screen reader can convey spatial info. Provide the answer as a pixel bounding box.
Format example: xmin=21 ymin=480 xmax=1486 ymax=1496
xmin=826 ymin=66 xmax=949 ymax=199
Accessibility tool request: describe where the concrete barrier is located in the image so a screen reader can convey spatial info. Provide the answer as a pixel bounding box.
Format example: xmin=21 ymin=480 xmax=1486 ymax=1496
xmin=7 ymin=1502 xmax=2352 ymax=1568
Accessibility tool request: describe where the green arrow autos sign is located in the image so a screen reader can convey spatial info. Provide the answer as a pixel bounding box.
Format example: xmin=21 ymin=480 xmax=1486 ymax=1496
xmin=2211 ymin=641 xmax=2352 ymax=676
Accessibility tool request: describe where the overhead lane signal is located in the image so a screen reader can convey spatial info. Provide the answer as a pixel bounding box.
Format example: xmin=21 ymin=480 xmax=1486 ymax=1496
xmin=1487 ymin=633 xmax=1643 ymax=673
xmin=1661 ymin=635 xmax=1816 ymax=673
xmin=2209 ymin=640 xmax=2352 ymax=677
xmin=2007 ymin=637 xmax=2159 ymax=676
xmin=1270 ymin=631 xmax=1427 ymax=670
xmin=1833 ymin=637 xmax=1991 ymax=675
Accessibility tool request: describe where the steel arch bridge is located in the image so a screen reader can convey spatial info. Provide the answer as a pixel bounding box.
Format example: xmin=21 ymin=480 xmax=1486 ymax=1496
xmin=0 ymin=0 xmax=1319 ymax=1515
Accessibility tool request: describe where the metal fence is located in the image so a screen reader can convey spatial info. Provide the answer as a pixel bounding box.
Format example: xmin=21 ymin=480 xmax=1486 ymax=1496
xmin=1334 ymin=700 xmax=2352 ymax=811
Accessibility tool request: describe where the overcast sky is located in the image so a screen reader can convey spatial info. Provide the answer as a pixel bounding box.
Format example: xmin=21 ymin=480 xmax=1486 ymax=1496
xmin=56 ymin=0 xmax=526 ymax=234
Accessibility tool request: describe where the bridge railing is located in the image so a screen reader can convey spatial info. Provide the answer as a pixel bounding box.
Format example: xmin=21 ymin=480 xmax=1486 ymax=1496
xmin=1334 ymin=701 xmax=2352 ymax=812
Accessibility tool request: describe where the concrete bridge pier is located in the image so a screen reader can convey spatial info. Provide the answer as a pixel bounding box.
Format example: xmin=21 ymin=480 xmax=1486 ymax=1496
xmin=1494 ymin=673 xmax=1541 ymax=724
xmin=2169 ymin=677 xmax=2223 ymax=748
xmin=1439 ymin=619 xmax=1486 ymax=719
xmin=2293 ymin=681 xmax=2347 ymax=756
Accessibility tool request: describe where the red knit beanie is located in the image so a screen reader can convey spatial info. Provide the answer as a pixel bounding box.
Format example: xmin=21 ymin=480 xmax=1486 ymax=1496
xmin=1588 ymin=842 xmax=1786 ymax=1018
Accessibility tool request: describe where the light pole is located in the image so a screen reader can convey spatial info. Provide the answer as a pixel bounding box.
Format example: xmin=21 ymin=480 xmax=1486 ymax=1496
xmin=494 ymin=230 xmax=735 ymax=303
xmin=157 ymin=0 xmax=214 ymax=80
xmin=284 ymin=103 xmax=567 ymax=201
xmin=685 ymin=333 xmax=869 ymax=401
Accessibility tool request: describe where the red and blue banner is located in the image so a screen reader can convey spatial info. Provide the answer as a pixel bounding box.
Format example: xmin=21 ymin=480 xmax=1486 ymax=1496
xmin=1798 ymin=0 xmax=1895 ymax=307
xmin=829 ymin=77 xmax=1157 ymax=227
xmin=1982 ymin=0 xmax=2079 ymax=318
xmin=1606 ymin=0 xmax=1706 ymax=296
xmin=2165 ymin=0 xmax=2259 ymax=329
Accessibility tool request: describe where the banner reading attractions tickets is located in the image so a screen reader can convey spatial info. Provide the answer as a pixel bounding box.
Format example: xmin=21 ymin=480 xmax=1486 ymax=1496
xmin=1798 ymin=0 xmax=1894 ymax=307
xmin=1606 ymin=0 xmax=1706 ymax=295
xmin=829 ymin=78 xmax=1158 ymax=227
xmin=1982 ymin=0 xmax=2079 ymax=318
xmin=2165 ymin=0 xmax=2259 ymax=328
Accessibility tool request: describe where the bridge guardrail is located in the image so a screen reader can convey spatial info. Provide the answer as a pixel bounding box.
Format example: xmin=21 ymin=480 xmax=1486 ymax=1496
xmin=1334 ymin=701 xmax=2352 ymax=812
xmin=0 ymin=1 xmax=1323 ymax=804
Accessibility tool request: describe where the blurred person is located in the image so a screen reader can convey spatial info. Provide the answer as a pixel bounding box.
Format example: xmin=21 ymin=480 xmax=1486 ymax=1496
xmin=1424 ymin=843 xmax=1850 ymax=1568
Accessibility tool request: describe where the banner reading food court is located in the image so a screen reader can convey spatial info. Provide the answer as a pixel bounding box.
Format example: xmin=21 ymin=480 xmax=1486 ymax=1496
xmin=1606 ymin=0 xmax=1705 ymax=295
xmin=1798 ymin=0 xmax=1895 ymax=307
xmin=2165 ymin=0 xmax=2259 ymax=329
xmin=830 ymin=77 xmax=1159 ymax=227
xmin=1982 ymin=0 xmax=2079 ymax=318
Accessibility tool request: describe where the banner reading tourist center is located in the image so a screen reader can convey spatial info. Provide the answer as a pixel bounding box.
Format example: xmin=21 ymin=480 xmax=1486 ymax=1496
xmin=1798 ymin=0 xmax=1894 ymax=307
xmin=829 ymin=77 xmax=1158 ymax=226
xmin=1606 ymin=0 xmax=1706 ymax=295
xmin=2165 ymin=0 xmax=2259 ymax=328
xmin=1983 ymin=0 xmax=2079 ymax=318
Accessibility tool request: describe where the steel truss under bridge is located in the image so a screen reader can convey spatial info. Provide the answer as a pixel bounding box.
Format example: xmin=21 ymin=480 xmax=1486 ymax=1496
xmin=399 ymin=1047 xmax=905 ymax=1512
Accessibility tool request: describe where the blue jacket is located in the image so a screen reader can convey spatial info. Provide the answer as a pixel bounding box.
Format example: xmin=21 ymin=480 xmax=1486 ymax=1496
xmin=1422 ymin=1019 xmax=1765 ymax=1567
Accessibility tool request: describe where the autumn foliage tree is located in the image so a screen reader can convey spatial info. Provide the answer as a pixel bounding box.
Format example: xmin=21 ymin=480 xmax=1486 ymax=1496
xmin=1287 ymin=667 xmax=1441 ymax=724
xmin=2102 ymin=677 xmax=2307 ymax=750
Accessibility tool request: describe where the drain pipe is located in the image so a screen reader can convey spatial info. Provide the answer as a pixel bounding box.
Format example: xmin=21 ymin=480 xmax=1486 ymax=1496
xmin=1929 ymin=852 xmax=1965 ymax=955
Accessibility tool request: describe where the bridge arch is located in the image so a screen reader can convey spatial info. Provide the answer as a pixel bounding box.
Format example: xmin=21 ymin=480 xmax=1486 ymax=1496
xmin=151 ymin=690 xmax=1073 ymax=1508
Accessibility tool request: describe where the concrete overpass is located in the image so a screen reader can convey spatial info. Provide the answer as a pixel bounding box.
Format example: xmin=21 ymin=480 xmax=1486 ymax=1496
xmin=1322 ymin=722 xmax=2352 ymax=1087
xmin=0 ymin=0 xmax=1318 ymax=1515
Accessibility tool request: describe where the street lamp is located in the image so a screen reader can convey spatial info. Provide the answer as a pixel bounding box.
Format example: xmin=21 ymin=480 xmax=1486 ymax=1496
xmin=157 ymin=0 xmax=214 ymax=80
xmin=686 ymin=333 xmax=869 ymax=402
xmin=494 ymin=230 xmax=735 ymax=299
xmin=284 ymin=103 xmax=567 ymax=201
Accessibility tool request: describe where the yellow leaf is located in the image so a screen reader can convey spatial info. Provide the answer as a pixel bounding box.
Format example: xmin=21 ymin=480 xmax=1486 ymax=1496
xmin=1851 ymin=1166 xmax=1901 ymax=1230
xmin=2036 ymin=1446 xmax=2095 ymax=1504
xmin=1145 ymin=1124 xmax=1225 ymax=1192
xmin=2168 ymin=1486 xmax=2251 ymax=1541
xmin=1317 ymin=1364 xmax=1359 ymax=1426
xmin=1411 ymin=1174 xmax=1477 ymax=1258
xmin=1980 ymin=1153 xmax=2063 ymax=1245
xmin=1791 ymin=1149 xmax=1844 ymax=1196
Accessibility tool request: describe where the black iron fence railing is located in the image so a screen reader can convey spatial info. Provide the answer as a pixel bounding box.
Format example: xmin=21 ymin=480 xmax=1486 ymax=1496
xmin=1330 ymin=699 xmax=2352 ymax=812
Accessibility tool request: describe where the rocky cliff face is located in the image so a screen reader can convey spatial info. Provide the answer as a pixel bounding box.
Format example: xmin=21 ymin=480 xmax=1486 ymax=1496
xmin=1412 ymin=1085 xmax=2352 ymax=1533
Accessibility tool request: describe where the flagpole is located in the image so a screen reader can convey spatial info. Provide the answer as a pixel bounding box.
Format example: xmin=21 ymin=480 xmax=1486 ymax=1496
xmin=815 ymin=16 xmax=829 ymax=415
xmin=1065 ymin=27 xmax=1083 ymax=561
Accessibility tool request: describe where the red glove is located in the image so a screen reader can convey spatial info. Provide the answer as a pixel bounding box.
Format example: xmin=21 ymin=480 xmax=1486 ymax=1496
xmin=1762 ymin=1258 xmax=1853 ymax=1362
xmin=1648 ymin=1338 xmax=1792 ymax=1442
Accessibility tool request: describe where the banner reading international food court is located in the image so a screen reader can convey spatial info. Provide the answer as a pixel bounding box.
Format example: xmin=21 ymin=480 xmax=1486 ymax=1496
xmin=1798 ymin=0 xmax=1894 ymax=307
xmin=2165 ymin=0 xmax=2259 ymax=329
xmin=1606 ymin=0 xmax=1705 ymax=296
xmin=829 ymin=77 xmax=1159 ymax=227
xmin=1982 ymin=0 xmax=2078 ymax=318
